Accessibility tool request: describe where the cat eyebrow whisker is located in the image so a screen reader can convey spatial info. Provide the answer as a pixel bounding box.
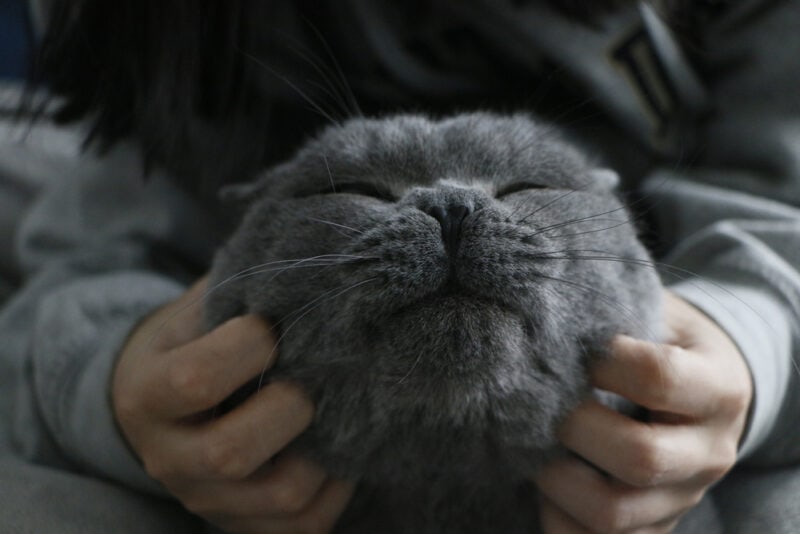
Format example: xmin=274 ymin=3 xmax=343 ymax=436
xmin=239 ymin=50 xmax=342 ymax=127
xmin=274 ymin=24 xmax=355 ymax=121
xmin=296 ymin=15 xmax=363 ymax=118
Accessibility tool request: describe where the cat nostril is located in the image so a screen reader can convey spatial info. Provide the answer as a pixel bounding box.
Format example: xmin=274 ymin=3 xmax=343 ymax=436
xmin=426 ymin=204 xmax=471 ymax=253
xmin=427 ymin=206 xmax=447 ymax=226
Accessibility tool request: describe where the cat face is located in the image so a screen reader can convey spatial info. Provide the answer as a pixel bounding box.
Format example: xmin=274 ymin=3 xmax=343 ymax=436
xmin=208 ymin=113 xmax=661 ymax=480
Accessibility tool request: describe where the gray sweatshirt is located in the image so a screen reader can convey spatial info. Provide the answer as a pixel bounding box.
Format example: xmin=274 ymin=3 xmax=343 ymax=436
xmin=1 ymin=0 xmax=798 ymax=499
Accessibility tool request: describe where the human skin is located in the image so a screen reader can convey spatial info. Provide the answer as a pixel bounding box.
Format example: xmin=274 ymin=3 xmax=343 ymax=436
xmin=113 ymin=278 xmax=354 ymax=534
xmin=114 ymin=280 xmax=750 ymax=534
xmin=536 ymin=291 xmax=753 ymax=533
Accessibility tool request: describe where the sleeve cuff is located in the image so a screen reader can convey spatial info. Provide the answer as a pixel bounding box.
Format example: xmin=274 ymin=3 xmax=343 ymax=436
xmin=32 ymin=271 xmax=186 ymax=495
xmin=668 ymin=278 xmax=794 ymax=461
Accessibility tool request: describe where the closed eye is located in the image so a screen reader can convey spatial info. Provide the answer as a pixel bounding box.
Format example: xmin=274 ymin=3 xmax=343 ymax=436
xmin=495 ymin=181 xmax=548 ymax=198
xmin=298 ymin=182 xmax=397 ymax=201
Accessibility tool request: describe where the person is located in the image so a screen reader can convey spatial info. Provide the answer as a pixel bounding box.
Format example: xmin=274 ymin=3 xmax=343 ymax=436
xmin=1 ymin=1 xmax=798 ymax=533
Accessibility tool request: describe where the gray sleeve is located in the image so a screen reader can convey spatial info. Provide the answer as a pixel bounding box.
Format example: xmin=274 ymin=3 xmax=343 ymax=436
xmin=640 ymin=1 xmax=800 ymax=466
xmin=643 ymin=176 xmax=800 ymax=466
xmin=0 ymin=141 xmax=214 ymax=494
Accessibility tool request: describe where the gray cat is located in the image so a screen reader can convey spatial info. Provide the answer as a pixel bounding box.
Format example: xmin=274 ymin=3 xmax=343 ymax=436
xmin=206 ymin=112 xmax=663 ymax=533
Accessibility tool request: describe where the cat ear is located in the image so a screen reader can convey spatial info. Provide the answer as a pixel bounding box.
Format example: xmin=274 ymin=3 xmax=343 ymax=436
xmin=218 ymin=173 xmax=270 ymax=208
xmin=586 ymin=168 xmax=619 ymax=190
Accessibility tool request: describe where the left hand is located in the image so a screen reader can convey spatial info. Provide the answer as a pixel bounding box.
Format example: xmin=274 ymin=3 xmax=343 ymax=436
xmin=535 ymin=291 xmax=753 ymax=533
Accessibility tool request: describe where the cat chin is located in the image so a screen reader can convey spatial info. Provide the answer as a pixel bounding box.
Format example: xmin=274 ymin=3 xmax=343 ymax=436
xmin=364 ymin=295 xmax=526 ymax=368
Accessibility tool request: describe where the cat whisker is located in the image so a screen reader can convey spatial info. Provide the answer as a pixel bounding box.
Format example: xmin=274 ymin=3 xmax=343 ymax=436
xmin=305 ymin=216 xmax=364 ymax=235
xmin=322 ymin=154 xmax=337 ymax=193
xmin=298 ymin=15 xmax=363 ymax=117
xmin=529 ymin=270 xmax=662 ymax=346
xmin=513 ymin=188 xmax=581 ymax=224
xmin=304 ymin=77 xmax=354 ymax=122
xmin=527 ymin=205 xmax=633 ymax=237
xmin=396 ymin=349 xmax=425 ymax=385
xmin=232 ymin=255 xmax=379 ymax=289
xmin=214 ymin=254 xmax=373 ymax=287
xmin=143 ymin=255 xmax=375 ymax=350
xmin=257 ymin=277 xmax=379 ymax=389
xmin=273 ymin=17 xmax=361 ymax=122
xmin=537 ymin=217 xmax=633 ymax=238
xmin=527 ymin=250 xmax=794 ymax=375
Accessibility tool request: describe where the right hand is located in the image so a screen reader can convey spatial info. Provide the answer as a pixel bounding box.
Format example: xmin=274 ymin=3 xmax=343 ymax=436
xmin=113 ymin=277 xmax=354 ymax=533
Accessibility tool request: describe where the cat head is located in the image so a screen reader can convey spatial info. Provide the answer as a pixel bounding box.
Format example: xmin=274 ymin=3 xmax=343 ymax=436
xmin=208 ymin=112 xmax=661 ymax=479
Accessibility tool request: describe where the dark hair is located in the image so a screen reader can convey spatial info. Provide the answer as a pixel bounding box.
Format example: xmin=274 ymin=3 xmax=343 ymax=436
xmin=33 ymin=0 xmax=293 ymax=195
xmin=31 ymin=0 xmax=696 ymax=196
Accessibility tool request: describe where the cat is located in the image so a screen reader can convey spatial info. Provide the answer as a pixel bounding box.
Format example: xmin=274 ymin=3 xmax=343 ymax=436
xmin=205 ymin=112 xmax=663 ymax=533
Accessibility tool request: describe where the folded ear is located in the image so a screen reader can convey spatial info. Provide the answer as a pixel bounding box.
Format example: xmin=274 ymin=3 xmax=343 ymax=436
xmin=219 ymin=172 xmax=272 ymax=208
xmin=220 ymin=181 xmax=261 ymax=205
xmin=586 ymin=168 xmax=620 ymax=190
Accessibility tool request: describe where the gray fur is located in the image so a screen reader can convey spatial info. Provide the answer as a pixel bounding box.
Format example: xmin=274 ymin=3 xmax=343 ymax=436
xmin=207 ymin=113 xmax=662 ymax=533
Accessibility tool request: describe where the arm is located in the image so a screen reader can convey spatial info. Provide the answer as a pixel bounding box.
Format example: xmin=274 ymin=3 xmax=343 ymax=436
xmin=536 ymin=3 xmax=800 ymax=531
xmin=1 ymin=141 xmax=214 ymax=490
xmin=535 ymin=170 xmax=800 ymax=534
xmin=645 ymin=174 xmax=800 ymax=466
xmin=112 ymin=278 xmax=354 ymax=532
xmin=0 ymin=137 xmax=353 ymax=532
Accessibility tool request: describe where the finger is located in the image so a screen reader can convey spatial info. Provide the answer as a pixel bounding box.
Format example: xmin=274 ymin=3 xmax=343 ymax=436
xmin=253 ymin=453 xmax=329 ymax=516
xmin=662 ymin=291 xmax=719 ymax=349
xmin=178 ymin=453 xmax=327 ymax=519
xmin=148 ymin=381 xmax=314 ymax=481
xmin=592 ymin=335 xmax=720 ymax=417
xmin=536 ymin=456 xmax=701 ymax=533
xmin=224 ymin=479 xmax=356 ymax=534
xmin=148 ymin=314 xmax=278 ymax=418
xmin=540 ymin=493 xmax=683 ymax=534
xmin=538 ymin=492 xmax=592 ymax=534
xmin=136 ymin=276 xmax=211 ymax=351
xmin=558 ymin=399 xmax=712 ymax=487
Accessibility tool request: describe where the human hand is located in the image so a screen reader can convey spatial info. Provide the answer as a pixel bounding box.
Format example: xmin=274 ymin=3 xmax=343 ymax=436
xmin=535 ymin=291 xmax=753 ymax=533
xmin=113 ymin=277 xmax=354 ymax=533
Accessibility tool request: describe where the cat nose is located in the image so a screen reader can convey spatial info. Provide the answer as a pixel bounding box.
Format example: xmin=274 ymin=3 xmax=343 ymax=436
xmin=426 ymin=204 xmax=471 ymax=253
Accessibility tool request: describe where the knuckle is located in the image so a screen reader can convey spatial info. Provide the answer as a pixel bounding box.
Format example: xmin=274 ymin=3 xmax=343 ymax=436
xmin=627 ymin=429 xmax=671 ymax=487
xmin=595 ymin=496 xmax=636 ymax=534
xmin=721 ymin=379 xmax=752 ymax=417
xmin=702 ymin=445 xmax=737 ymax=483
xmin=687 ymin=488 xmax=706 ymax=509
xmin=636 ymin=346 xmax=677 ymax=402
xmin=235 ymin=314 xmax=274 ymax=342
xmin=264 ymin=480 xmax=312 ymax=515
xmin=272 ymin=382 xmax=315 ymax=423
xmin=201 ymin=436 xmax=250 ymax=480
xmin=650 ymin=345 xmax=681 ymax=388
xmin=167 ymin=356 xmax=214 ymax=407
